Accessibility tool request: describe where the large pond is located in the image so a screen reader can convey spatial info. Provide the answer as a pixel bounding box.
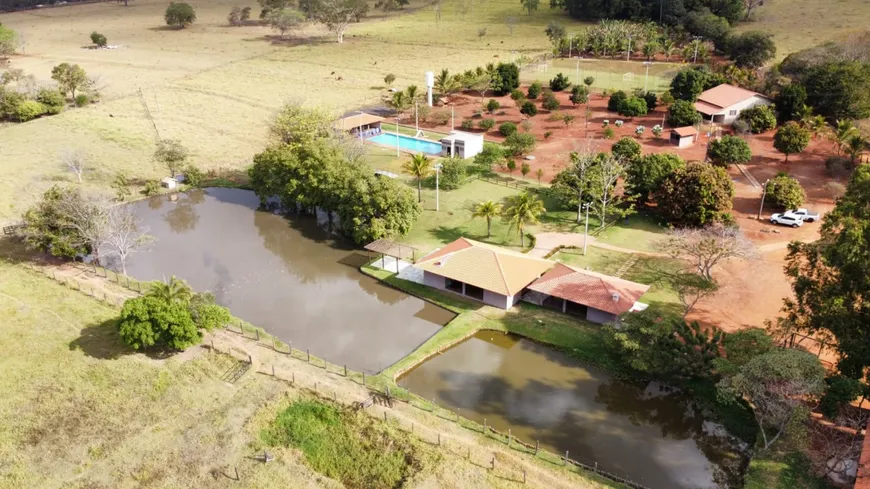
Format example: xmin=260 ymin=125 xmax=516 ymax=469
xmin=399 ymin=332 xmax=744 ymax=489
xmin=123 ymin=188 xmax=455 ymax=373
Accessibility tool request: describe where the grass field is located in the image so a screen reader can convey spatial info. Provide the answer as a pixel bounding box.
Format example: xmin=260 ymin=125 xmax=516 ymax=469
xmin=520 ymin=58 xmax=683 ymax=93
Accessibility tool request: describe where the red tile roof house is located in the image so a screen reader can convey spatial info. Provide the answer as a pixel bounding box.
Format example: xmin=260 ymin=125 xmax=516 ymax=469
xmin=694 ymin=83 xmax=772 ymax=125
xmin=414 ymin=239 xmax=650 ymax=324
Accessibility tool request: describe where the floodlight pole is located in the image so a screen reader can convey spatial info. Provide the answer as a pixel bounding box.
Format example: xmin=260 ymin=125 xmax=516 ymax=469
xmin=451 ymin=104 xmax=455 ymax=131
xmin=643 ymin=62 xmax=652 ymax=92
xmin=576 ymin=59 xmax=580 ymax=85
xmin=758 ymin=179 xmax=770 ymax=219
xmin=396 ymin=117 xmax=400 ymax=157
xmin=626 ymin=34 xmax=632 ymax=61
xmin=415 ymin=103 xmax=419 ymax=134
xmin=692 ymin=36 xmax=702 ymax=64
xmin=435 ymin=163 xmax=443 ymax=211
xmin=583 ymin=203 xmax=590 ymax=255
xmin=568 ymin=35 xmax=573 ymax=58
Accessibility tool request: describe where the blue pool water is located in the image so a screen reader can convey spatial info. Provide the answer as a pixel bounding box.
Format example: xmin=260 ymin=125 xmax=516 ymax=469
xmin=368 ymin=132 xmax=443 ymax=155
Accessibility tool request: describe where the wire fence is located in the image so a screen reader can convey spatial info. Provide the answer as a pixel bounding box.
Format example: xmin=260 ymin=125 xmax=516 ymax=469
xmin=21 ymin=258 xmax=653 ymax=489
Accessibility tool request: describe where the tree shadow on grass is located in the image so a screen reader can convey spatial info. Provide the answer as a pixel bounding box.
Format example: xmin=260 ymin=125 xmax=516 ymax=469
xmin=68 ymin=318 xmax=130 ymax=360
xmin=428 ymin=225 xmax=470 ymax=244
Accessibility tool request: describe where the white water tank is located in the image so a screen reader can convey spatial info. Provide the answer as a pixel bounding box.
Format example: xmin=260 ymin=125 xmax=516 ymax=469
xmin=424 ymin=71 xmax=434 ymax=88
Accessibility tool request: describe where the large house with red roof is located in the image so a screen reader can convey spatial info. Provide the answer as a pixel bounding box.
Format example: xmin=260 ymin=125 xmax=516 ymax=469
xmin=414 ymin=238 xmax=650 ymax=324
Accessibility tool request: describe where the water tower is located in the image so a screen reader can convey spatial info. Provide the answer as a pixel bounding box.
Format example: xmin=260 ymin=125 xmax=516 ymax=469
xmin=424 ymin=71 xmax=434 ymax=107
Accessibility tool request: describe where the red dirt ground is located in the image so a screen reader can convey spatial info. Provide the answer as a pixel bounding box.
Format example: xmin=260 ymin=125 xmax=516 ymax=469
xmin=413 ymin=87 xmax=841 ymax=351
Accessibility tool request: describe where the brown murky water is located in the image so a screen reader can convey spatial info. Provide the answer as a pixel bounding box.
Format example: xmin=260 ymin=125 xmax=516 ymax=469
xmin=399 ymin=332 xmax=743 ymax=489
xmin=124 ymin=188 xmax=455 ymax=373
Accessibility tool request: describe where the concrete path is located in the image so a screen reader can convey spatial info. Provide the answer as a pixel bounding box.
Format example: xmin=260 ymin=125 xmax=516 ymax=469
xmin=530 ymin=232 xmax=666 ymax=259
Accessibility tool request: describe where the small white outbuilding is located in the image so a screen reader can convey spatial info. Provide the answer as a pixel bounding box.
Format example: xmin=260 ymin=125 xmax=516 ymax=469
xmin=440 ymin=131 xmax=484 ymax=159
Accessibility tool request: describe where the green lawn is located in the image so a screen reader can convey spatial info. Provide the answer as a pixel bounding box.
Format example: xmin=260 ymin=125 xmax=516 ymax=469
xmin=520 ymin=58 xmax=684 ymax=93
xmin=744 ymin=448 xmax=833 ymax=489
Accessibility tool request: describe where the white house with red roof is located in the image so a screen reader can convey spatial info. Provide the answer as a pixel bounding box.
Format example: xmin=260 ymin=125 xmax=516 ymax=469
xmin=694 ymin=84 xmax=772 ymax=125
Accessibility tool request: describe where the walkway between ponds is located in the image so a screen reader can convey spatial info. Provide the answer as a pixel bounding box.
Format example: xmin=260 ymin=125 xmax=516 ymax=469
xmin=530 ymin=232 xmax=667 ymax=259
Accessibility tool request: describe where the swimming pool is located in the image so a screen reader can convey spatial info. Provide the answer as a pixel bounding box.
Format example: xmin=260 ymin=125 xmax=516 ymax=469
xmin=368 ymin=132 xmax=443 ymax=155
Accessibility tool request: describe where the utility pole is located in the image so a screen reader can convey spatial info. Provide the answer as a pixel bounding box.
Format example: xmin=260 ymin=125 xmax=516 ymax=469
xmin=757 ymin=179 xmax=770 ymax=219
xmin=435 ymin=163 xmax=443 ymax=211
xmin=692 ymin=36 xmax=703 ymax=64
xmin=643 ymin=61 xmax=652 ymax=92
xmin=451 ymin=104 xmax=455 ymax=131
xmin=659 ymin=0 xmax=663 ymax=23
xmin=396 ymin=117 xmax=400 ymax=157
xmin=576 ymin=58 xmax=580 ymax=85
xmin=626 ymin=34 xmax=632 ymax=61
xmin=583 ymin=203 xmax=590 ymax=255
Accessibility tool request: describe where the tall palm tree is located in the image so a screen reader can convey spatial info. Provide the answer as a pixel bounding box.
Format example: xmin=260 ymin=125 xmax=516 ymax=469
xmin=434 ymin=68 xmax=459 ymax=97
xmin=390 ymin=91 xmax=410 ymax=118
xmin=662 ymin=39 xmax=676 ymax=60
xmin=801 ymin=114 xmax=828 ymax=140
xmin=845 ymin=134 xmax=868 ymax=164
xmin=406 ymin=85 xmax=421 ymax=104
xmin=832 ymin=120 xmax=859 ymax=155
xmin=642 ymin=41 xmax=659 ymax=61
xmin=402 ymin=154 xmax=431 ymax=203
xmin=148 ymin=276 xmax=193 ymax=303
xmin=502 ymin=192 xmax=546 ymax=248
xmin=472 ymin=200 xmax=503 ymax=238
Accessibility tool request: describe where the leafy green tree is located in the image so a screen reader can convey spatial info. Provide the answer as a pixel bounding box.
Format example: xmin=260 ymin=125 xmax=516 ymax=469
xmin=521 ymin=162 xmax=531 ymax=179
xmin=544 ymin=20 xmax=565 ymax=50
xmin=492 ymin=63 xmax=520 ymax=96
xmin=90 ymin=31 xmax=108 ymax=47
xmin=268 ymin=101 xmax=333 ymax=147
xmin=607 ymin=90 xmax=626 ymax=112
xmin=782 ymin=165 xmax=870 ymax=378
xmin=435 ymin=156 xmax=466 ymax=190
xmin=550 ymin=151 xmax=599 ymax=222
xmin=708 ymin=135 xmax=751 ymax=166
xmin=506 ymin=159 xmax=516 ymax=176
xmin=486 ymin=99 xmax=500 ymax=113
xmin=738 ymin=105 xmax=776 ymax=133
xmin=569 ymin=84 xmax=588 ymax=105
xmin=35 ymin=88 xmax=65 ymax=115
xmin=504 ymin=132 xmax=536 ymax=156
xmin=684 ymin=8 xmax=730 ymax=44
xmin=549 ymin=72 xmax=571 ymax=92
xmin=642 ymin=91 xmax=657 ymax=110
xmin=773 ymin=121 xmax=811 ymax=162
xmin=542 ymin=93 xmax=560 ymax=111
xmin=804 ymin=61 xmax=870 ymax=121
xmin=472 ymin=200 xmax=503 ymax=237
xmin=165 ymin=2 xmax=197 ymax=28
xmin=520 ymin=100 xmax=538 ymax=116
xmin=499 ymin=122 xmax=517 ymax=137
xmin=473 ymin=143 xmax=504 ymax=173
xmin=655 ymin=162 xmax=734 ymax=227
xmin=154 ymin=139 xmax=189 ymax=178
xmin=521 ymin=0 xmax=539 ymax=15
xmin=268 ymin=8 xmax=305 ymax=39
xmin=767 ymin=172 xmax=806 ymax=209
xmin=50 ymin=63 xmax=89 ymax=99
xmin=626 ymin=153 xmax=685 ymax=203
xmin=611 ymin=137 xmax=641 ymax=163
xmin=402 ymin=154 xmax=431 ymax=202
xmin=21 ymin=186 xmax=90 ymax=259
xmin=818 ymin=376 xmax=865 ymax=419
xmin=502 ymin=191 xmax=545 ymax=247
xmin=720 ymin=328 xmax=774 ymax=372
xmin=0 ymin=24 xmax=17 ymax=59
xmin=724 ymin=31 xmax=776 ymax=68
xmin=312 ymin=0 xmax=369 ymax=43
xmin=604 ymin=308 xmax=724 ymax=381
xmin=583 ymin=76 xmax=594 ymax=88
xmin=616 ymin=96 xmax=647 ymax=117
xmin=775 ymin=83 xmax=808 ymax=123
xmin=717 ymin=349 xmax=825 ymax=451
xmin=844 ymin=134 xmax=868 ymax=165
xmin=527 ymin=81 xmax=542 ymax=100
xmin=669 ymin=67 xmax=720 ymax=102
xmin=666 ymin=99 xmax=701 ymax=127
xmin=118 ymin=296 xmax=200 ymax=350
xmin=478 ymin=118 xmax=496 ymax=133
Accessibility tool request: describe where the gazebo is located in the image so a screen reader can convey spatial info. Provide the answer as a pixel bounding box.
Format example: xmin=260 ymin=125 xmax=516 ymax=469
xmin=365 ymin=239 xmax=418 ymax=271
xmin=335 ymin=113 xmax=385 ymax=138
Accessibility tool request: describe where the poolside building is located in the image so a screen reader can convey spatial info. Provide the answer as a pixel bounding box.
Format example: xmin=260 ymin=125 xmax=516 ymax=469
xmin=415 ymin=238 xmax=553 ymax=309
xmin=694 ymin=84 xmax=772 ymax=125
xmin=334 ymin=113 xmax=384 ymax=137
xmin=524 ymin=263 xmax=650 ymax=324
xmin=440 ymin=131 xmax=484 ymax=159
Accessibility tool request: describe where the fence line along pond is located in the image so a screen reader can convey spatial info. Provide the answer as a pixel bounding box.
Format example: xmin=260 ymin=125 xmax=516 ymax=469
xmin=398 ymin=331 xmax=745 ymax=489
xmin=122 ymin=188 xmax=455 ymax=374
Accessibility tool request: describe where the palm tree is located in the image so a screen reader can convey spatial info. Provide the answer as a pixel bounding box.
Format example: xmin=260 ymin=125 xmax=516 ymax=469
xmin=832 ymin=120 xmax=859 ymax=155
xmin=845 ymin=134 xmax=868 ymax=164
xmin=434 ymin=68 xmax=459 ymax=97
xmin=402 ymin=154 xmax=431 ymax=203
xmin=662 ymin=39 xmax=676 ymax=60
xmin=642 ymin=41 xmax=659 ymax=61
xmin=406 ymin=84 xmax=421 ymax=104
xmin=148 ymin=276 xmax=193 ymax=303
xmin=801 ymin=114 xmax=828 ymax=140
xmin=390 ymin=91 xmax=410 ymax=118
xmin=502 ymin=192 xmax=546 ymax=248
xmin=472 ymin=200 xmax=503 ymax=238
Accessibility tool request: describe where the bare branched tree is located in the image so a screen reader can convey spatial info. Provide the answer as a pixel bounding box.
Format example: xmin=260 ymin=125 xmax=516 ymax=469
xmin=743 ymin=0 xmax=766 ymax=19
xmin=332 ymin=131 xmax=368 ymax=164
xmin=103 ymin=205 xmax=154 ymax=276
xmin=590 ymin=153 xmax=627 ymax=229
xmin=62 ymin=150 xmax=88 ymax=183
xmin=565 ymin=144 xmax=597 ymax=224
xmin=59 ymin=192 xmax=113 ymax=265
xmin=656 ymin=223 xmax=759 ymax=280
xmin=807 ymin=414 xmax=866 ymax=483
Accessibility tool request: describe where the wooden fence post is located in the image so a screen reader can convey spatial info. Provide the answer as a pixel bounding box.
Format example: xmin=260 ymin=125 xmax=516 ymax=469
xmin=344 ymin=365 xmax=347 ymax=377
xmin=523 ymin=470 xmax=526 ymax=484
xmin=564 ymin=450 xmax=568 ymax=466
xmin=437 ymin=432 xmax=441 ymax=446
xmin=535 ymin=440 xmax=539 ymax=456
xmin=292 ymin=372 xmax=295 ymax=384
xmin=307 ymin=349 xmax=310 ymax=363
xmin=271 ymin=365 xmax=275 ymax=376
xmin=508 ymin=429 xmax=511 ymax=447
xmin=491 ymin=455 xmax=495 ymax=470
xmin=362 ymin=372 xmax=366 ymax=386
xmin=314 ymin=382 xmax=317 ymax=393
xmin=234 ymin=467 xmax=239 ymax=481
xmin=483 ymin=418 xmax=487 ymax=434
xmin=256 ymin=329 xmax=260 ymax=341
xmin=594 ymin=462 xmax=598 ymax=473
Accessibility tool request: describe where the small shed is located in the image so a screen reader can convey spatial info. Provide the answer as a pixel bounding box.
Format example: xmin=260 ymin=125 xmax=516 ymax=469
xmin=440 ymin=131 xmax=484 ymax=159
xmin=670 ymin=126 xmax=698 ymax=149
xmin=334 ymin=113 xmax=384 ymax=137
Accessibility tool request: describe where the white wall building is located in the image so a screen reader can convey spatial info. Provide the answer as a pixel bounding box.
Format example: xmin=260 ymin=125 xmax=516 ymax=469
xmin=694 ymin=84 xmax=772 ymax=125
xmin=440 ymin=131 xmax=484 ymax=159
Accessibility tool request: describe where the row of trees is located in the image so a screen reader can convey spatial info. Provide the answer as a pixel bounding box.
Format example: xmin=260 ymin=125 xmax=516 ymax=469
xmin=1 ymin=63 xmax=98 ymax=123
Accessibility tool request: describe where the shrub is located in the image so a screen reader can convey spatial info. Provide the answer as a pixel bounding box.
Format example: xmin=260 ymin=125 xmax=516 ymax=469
xmin=607 ymin=90 xmax=627 ymax=112
xmin=493 ymin=62 xmax=520 ymax=96
xmin=614 ymin=120 xmax=624 ymax=127
xmin=417 ymin=104 xmax=431 ymax=121
xmin=486 ymin=99 xmax=500 ymax=114
xmin=478 ymin=118 xmax=495 ymax=132
xmin=520 ymin=119 xmax=534 ymax=133
xmin=767 ymin=172 xmax=805 ymax=209
xmin=384 ymin=73 xmax=396 ymax=86
xmin=549 ymin=72 xmax=571 ymax=92
xmin=460 ymin=119 xmax=474 ymax=130
xmin=542 ymin=93 xmax=560 ymax=111
xmin=13 ymin=100 xmax=46 ymax=122
xmin=570 ymin=85 xmax=588 ymax=105
xmin=473 ymin=143 xmax=504 ymax=172
xmin=708 ymin=135 xmax=752 ymax=166
xmin=74 ymin=94 xmax=90 ymax=107
xmin=430 ymin=110 xmax=450 ymax=125
xmin=505 ymin=132 xmax=536 ymax=155
xmin=667 ymin=99 xmax=701 ymax=127
xmin=732 ymin=119 xmax=751 ymax=135
xmin=626 ymin=153 xmax=686 ymax=203
xmin=611 ymin=137 xmax=642 ymax=162
xmin=825 ymin=156 xmax=852 ymax=179
xmin=520 ymin=101 xmax=538 ymax=117
xmin=635 ymin=125 xmax=645 ymax=136
xmin=0 ymin=90 xmax=26 ymax=120
xmin=510 ymin=89 xmax=525 ymax=101
xmin=90 ymin=31 xmax=107 ymax=47
xmin=35 ymin=88 xmax=65 ymax=115
xmin=656 ymin=162 xmax=735 ymax=227
xmin=643 ymin=91 xmax=658 ymax=111
xmin=183 ymin=165 xmax=204 ymax=187
xmin=436 ymin=157 xmax=466 ymax=190
xmin=143 ymin=180 xmax=161 ymax=196
xmin=544 ymin=130 xmax=553 ymax=139
xmin=617 ymin=96 xmax=648 ymax=117
xmin=165 ymin=2 xmax=197 ymax=28
xmin=583 ymin=76 xmax=594 ymax=87
xmin=738 ymin=105 xmax=777 ymax=134
xmin=499 ymin=122 xmax=517 ymax=137
xmin=652 ymin=124 xmax=663 ymax=137
xmin=527 ymin=82 xmax=542 ymax=99
xmin=547 ymin=111 xmax=563 ymax=122
xmin=660 ymin=91 xmax=675 ymax=106
xmin=823 ymin=181 xmax=846 ymax=200
xmin=603 ymin=127 xmax=615 ymax=139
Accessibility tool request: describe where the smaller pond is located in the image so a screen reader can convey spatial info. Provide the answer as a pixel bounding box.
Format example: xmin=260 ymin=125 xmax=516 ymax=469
xmin=399 ymin=332 xmax=744 ymax=489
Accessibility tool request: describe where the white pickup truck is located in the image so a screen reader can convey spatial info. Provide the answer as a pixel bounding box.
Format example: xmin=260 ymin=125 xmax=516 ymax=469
xmin=786 ymin=208 xmax=820 ymax=222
